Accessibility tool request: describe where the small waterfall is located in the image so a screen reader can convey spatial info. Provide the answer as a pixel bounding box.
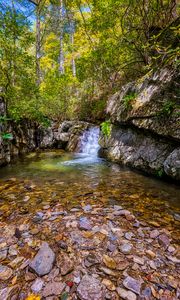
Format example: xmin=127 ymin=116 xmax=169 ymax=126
xmin=79 ymin=127 xmax=100 ymax=157
xmin=61 ymin=126 xmax=100 ymax=166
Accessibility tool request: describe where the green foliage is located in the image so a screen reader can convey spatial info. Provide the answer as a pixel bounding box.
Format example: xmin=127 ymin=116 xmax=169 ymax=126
xmin=0 ymin=116 xmax=11 ymax=123
xmin=101 ymin=120 xmax=111 ymax=137
xmin=123 ymin=92 xmax=137 ymax=110
xmin=0 ymin=0 xmax=179 ymax=123
xmin=1 ymin=132 xmax=13 ymax=140
xmin=156 ymin=168 xmax=164 ymax=178
xmin=159 ymin=101 xmax=175 ymax=116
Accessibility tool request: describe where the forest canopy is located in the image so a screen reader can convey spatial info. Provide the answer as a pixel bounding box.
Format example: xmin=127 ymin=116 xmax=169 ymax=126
xmin=0 ymin=0 xmax=179 ymax=124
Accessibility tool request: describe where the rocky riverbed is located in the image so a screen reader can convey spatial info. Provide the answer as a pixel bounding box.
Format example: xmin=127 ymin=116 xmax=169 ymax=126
xmin=0 ymin=198 xmax=179 ymax=299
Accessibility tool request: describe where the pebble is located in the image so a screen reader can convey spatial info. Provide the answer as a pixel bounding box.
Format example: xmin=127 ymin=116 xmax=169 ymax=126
xmin=29 ymin=242 xmax=55 ymax=276
xmin=79 ymin=217 xmax=92 ymax=231
xmin=99 ymin=266 xmax=118 ymax=276
xmin=83 ymin=205 xmax=92 ymax=212
xmin=123 ymin=276 xmax=142 ymax=295
xmin=77 ymin=275 xmax=103 ymax=300
xmin=117 ymin=287 xmax=137 ymax=300
xmin=42 ymin=281 xmax=66 ymax=297
xmin=125 ymin=232 xmax=134 ymax=240
xmin=146 ymin=249 xmax=156 ymax=258
xmin=0 ymin=264 xmax=13 ymax=280
xmin=150 ymin=229 xmax=160 ymax=239
xmin=120 ymin=243 xmax=133 ymax=254
xmin=158 ymin=233 xmax=170 ymax=249
xmin=149 ymin=260 xmax=157 ymax=270
xmin=31 ymin=278 xmax=44 ymax=293
xmin=133 ymin=256 xmax=144 ymax=265
xmin=113 ymin=205 xmax=123 ymax=211
xmin=168 ymin=245 xmax=175 ymax=253
xmin=0 ymin=249 xmax=7 ymax=260
xmin=59 ymin=255 xmax=74 ymax=275
xmin=84 ymin=253 xmax=100 ymax=267
xmin=102 ymin=278 xmax=116 ymax=291
xmin=113 ymin=209 xmax=130 ymax=216
xmin=173 ymin=213 xmax=180 ymax=221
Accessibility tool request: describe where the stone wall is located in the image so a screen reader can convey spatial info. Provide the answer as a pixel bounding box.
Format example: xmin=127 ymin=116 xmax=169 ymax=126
xmin=99 ymin=67 xmax=180 ymax=181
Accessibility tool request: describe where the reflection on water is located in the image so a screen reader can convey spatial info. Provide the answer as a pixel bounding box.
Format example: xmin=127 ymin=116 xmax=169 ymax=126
xmin=0 ymin=150 xmax=179 ymax=237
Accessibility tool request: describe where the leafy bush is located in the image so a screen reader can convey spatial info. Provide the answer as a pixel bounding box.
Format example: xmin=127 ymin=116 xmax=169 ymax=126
xmin=101 ymin=120 xmax=111 ymax=137
xmin=123 ymin=92 xmax=137 ymax=110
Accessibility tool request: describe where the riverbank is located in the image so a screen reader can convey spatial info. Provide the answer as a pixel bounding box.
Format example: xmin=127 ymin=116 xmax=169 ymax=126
xmin=99 ymin=67 xmax=180 ymax=182
xmin=0 ymin=197 xmax=179 ymax=299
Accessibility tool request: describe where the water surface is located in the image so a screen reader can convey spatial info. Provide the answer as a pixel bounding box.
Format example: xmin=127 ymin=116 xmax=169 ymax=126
xmin=0 ymin=149 xmax=179 ymax=240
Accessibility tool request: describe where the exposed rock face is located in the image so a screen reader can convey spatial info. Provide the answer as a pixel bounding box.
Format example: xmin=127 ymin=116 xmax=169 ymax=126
xmin=0 ymin=100 xmax=93 ymax=166
xmin=99 ymin=67 xmax=180 ymax=181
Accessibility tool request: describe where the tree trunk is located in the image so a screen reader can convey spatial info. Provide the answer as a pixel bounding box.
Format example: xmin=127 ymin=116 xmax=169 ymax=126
xmin=36 ymin=0 xmax=41 ymax=85
xmin=70 ymin=33 xmax=76 ymax=77
xmin=59 ymin=0 xmax=64 ymax=74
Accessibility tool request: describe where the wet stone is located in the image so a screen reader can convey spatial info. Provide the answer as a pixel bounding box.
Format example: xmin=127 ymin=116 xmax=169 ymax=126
xmin=83 ymin=205 xmax=92 ymax=212
xmin=117 ymin=287 xmax=137 ymax=300
xmin=78 ymin=217 xmax=92 ymax=231
xmin=57 ymin=240 xmax=68 ymax=250
xmin=150 ymin=229 xmax=160 ymax=239
xmin=42 ymin=281 xmax=66 ymax=297
xmin=125 ymin=232 xmax=134 ymax=240
xmin=31 ymin=278 xmax=44 ymax=293
xmin=77 ymin=275 xmax=104 ymax=300
xmin=0 ymin=264 xmax=13 ymax=280
xmin=173 ymin=213 xmax=180 ymax=221
xmin=29 ymin=242 xmax=55 ymax=276
xmin=103 ymin=254 xmax=116 ymax=269
xmin=84 ymin=253 xmax=100 ymax=267
xmin=107 ymin=242 xmax=117 ymax=252
xmin=133 ymin=256 xmax=144 ymax=265
xmin=158 ymin=233 xmax=170 ymax=249
xmin=123 ymin=276 xmax=142 ymax=295
xmin=102 ymin=278 xmax=116 ymax=291
xmin=59 ymin=255 xmax=74 ymax=275
xmin=120 ymin=243 xmax=133 ymax=254
xmin=0 ymin=249 xmax=7 ymax=260
xmin=142 ymin=287 xmax=152 ymax=298
xmin=168 ymin=245 xmax=175 ymax=253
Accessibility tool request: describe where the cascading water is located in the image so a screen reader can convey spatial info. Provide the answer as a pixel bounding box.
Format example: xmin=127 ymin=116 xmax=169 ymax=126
xmin=62 ymin=126 xmax=101 ymax=166
xmin=79 ymin=126 xmax=100 ymax=156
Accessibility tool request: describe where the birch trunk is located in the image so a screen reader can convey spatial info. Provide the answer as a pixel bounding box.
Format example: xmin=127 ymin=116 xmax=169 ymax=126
xmin=36 ymin=0 xmax=41 ymax=85
xmin=59 ymin=0 xmax=64 ymax=74
xmin=70 ymin=33 xmax=76 ymax=77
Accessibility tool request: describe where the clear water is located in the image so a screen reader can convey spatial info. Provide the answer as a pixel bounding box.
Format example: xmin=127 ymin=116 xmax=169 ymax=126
xmin=0 ymin=128 xmax=179 ymax=238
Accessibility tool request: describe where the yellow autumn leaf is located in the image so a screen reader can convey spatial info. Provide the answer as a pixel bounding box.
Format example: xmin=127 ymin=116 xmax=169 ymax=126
xmin=25 ymin=294 xmax=41 ymax=300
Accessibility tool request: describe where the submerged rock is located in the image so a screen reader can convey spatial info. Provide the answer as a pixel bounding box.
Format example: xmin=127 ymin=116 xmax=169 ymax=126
xmin=119 ymin=243 xmax=133 ymax=254
xmin=158 ymin=233 xmax=170 ymax=249
xmin=0 ymin=264 xmax=13 ymax=280
xmin=29 ymin=242 xmax=55 ymax=276
xmin=31 ymin=278 xmax=44 ymax=293
xmin=123 ymin=276 xmax=142 ymax=295
xmin=78 ymin=217 xmax=92 ymax=231
xmin=117 ymin=287 xmax=137 ymax=300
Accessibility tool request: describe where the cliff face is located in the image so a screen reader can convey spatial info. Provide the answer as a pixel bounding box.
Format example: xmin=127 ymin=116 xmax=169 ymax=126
xmin=0 ymin=98 xmax=92 ymax=167
xmin=99 ymin=67 xmax=180 ymax=181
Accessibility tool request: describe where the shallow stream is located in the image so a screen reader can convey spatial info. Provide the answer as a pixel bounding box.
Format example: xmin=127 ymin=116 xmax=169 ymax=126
xmin=0 ymin=127 xmax=179 ymax=241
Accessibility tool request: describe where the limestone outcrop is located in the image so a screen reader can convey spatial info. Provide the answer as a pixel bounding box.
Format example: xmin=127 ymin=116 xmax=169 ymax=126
xmin=99 ymin=67 xmax=180 ymax=180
